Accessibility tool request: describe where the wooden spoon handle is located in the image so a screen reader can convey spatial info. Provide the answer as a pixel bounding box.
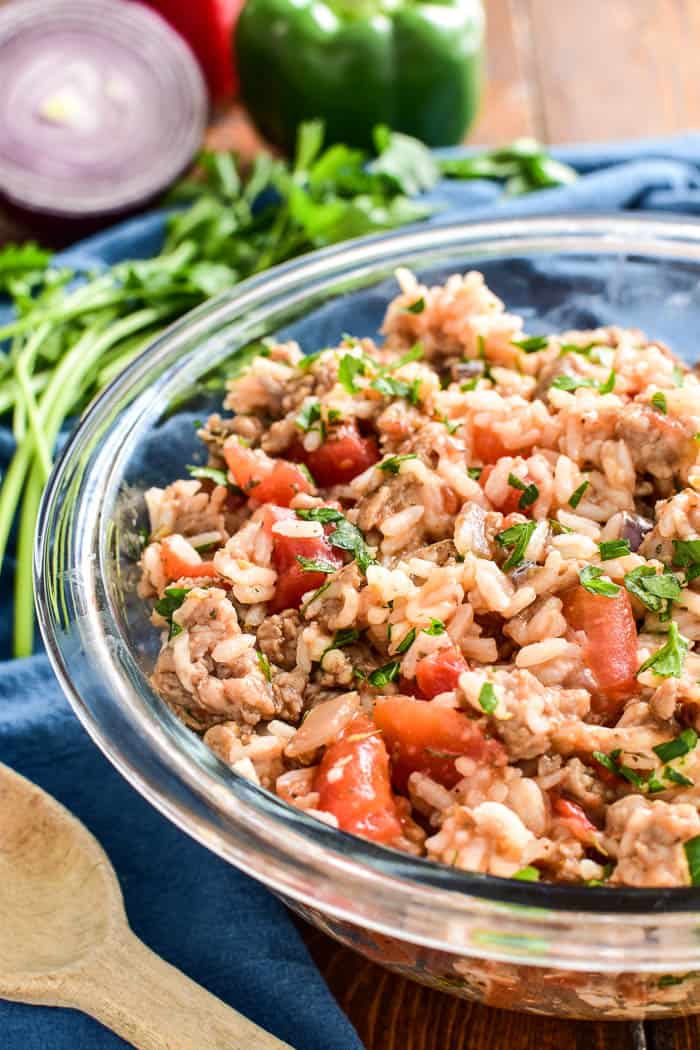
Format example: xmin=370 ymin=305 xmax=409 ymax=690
xmin=70 ymin=927 xmax=295 ymax=1050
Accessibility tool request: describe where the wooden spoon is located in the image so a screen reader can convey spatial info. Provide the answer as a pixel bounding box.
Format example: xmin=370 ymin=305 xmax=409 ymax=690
xmin=0 ymin=762 xmax=295 ymax=1049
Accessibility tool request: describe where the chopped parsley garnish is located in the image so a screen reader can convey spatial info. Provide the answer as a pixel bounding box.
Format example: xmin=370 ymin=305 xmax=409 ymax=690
xmin=338 ymin=353 xmax=367 ymax=394
xmin=624 ymin=565 xmax=681 ymax=614
xmin=296 ymin=507 xmax=344 ymax=524
xmin=507 ymin=473 xmax=539 ymax=509
xmin=665 ymin=767 xmax=694 ymax=787
xmin=326 ymin=516 xmax=375 ymax=574
xmin=638 ymin=622 xmax=688 ymax=679
xmin=379 ymin=453 xmax=418 ymax=474
xmin=467 ymin=466 xmax=482 ymax=480
xmin=549 ymin=519 xmax=574 ymax=535
xmin=372 ymin=374 xmax=421 ymax=405
xmin=477 ymin=334 xmax=494 ymax=382
xmin=405 ymin=297 xmax=425 ymax=314
xmin=568 ymin=480 xmax=589 ymax=508
xmin=187 ymin=464 xmax=234 ymax=489
xmin=552 ymin=370 xmax=615 ymax=394
xmin=434 ymin=411 xmax=460 ymax=434
xmin=460 ymin=377 xmax=479 ymax=392
xmin=321 ymin=627 xmax=361 ymax=661
xmin=154 ymin=586 xmax=190 ymax=640
xmin=512 ymin=866 xmax=540 ymax=881
xmin=300 ymin=580 xmax=332 ymax=615
xmin=296 ymin=508 xmax=376 ymax=575
xmin=599 ymin=369 xmax=616 ymax=394
xmin=651 ymin=391 xmax=668 ymax=414
xmin=511 ymin=335 xmax=549 ymax=353
xmin=594 ymin=750 xmax=652 ymax=788
xmin=478 ymin=682 xmax=498 ymax=714
xmin=395 ymin=628 xmax=416 ymax=654
xmin=684 ymin=835 xmax=700 ymax=885
xmin=297 ymin=463 xmax=316 ymax=487
xmin=296 ymin=555 xmax=339 ymax=574
xmin=296 ymin=399 xmax=324 ymax=436
xmin=560 ymin=341 xmax=602 ymax=357
xmin=579 ymin=565 xmax=620 ymax=597
xmin=599 ymin=538 xmax=631 ymax=561
xmin=495 ymin=520 xmax=537 ymax=572
xmin=368 ymin=661 xmax=401 ymax=687
xmin=257 ymin=650 xmax=272 ymax=682
xmin=592 ymin=750 xmax=619 ymax=776
xmin=672 ymin=539 xmax=700 ymax=582
xmin=393 ymin=343 xmax=424 ymax=369
xmin=424 ymin=618 xmax=446 ymax=636
xmin=653 ymin=729 xmax=698 ymax=764
xmin=298 ymin=349 xmax=324 ymax=371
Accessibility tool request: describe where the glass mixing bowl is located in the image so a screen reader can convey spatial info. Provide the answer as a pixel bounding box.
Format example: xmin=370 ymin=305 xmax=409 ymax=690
xmin=36 ymin=216 xmax=700 ymax=1019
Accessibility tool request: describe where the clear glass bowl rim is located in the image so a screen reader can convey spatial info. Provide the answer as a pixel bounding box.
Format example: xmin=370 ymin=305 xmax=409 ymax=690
xmin=35 ymin=215 xmax=700 ymax=972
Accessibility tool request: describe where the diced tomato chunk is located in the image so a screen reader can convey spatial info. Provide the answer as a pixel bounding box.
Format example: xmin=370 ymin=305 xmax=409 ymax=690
xmin=373 ymin=696 xmax=506 ymax=791
xmin=471 ymin=424 xmax=509 ymax=464
xmin=414 ymin=645 xmax=468 ymax=700
xmin=314 ymin=714 xmax=402 ymax=844
xmin=223 ymin=441 xmax=311 ymax=506
xmin=160 ymin=535 xmax=217 ymax=581
xmin=562 ymin=584 xmax=638 ymax=716
xmin=303 ymin=422 xmax=379 ymax=487
xmin=552 ymin=797 xmax=600 ymax=848
xmin=264 ymin=505 xmax=342 ymax=613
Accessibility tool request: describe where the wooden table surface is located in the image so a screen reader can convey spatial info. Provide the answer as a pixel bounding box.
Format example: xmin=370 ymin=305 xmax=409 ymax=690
xmin=2 ymin=1 xmax=700 ymax=1047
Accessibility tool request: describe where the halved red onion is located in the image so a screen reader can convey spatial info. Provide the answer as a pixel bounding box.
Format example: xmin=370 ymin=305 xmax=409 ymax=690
xmin=0 ymin=0 xmax=208 ymax=220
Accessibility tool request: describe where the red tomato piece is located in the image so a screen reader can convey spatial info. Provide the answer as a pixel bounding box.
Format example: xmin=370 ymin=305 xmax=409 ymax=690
xmin=303 ymin=422 xmax=379 ymax=487
xmin=373 ymin=696 xmax=507 ymax=792
xmin=314 ymin=714 xmax=402 ymax=844
xmin=414 ymin=645 xmax=469 ymax=700
xmin=552 ymin=796 xmax=600 ymax=848
xmin=264 ymin=506 xmax=342 ymax=613
xmin=223 ymin=441 xmax=311 ymax=506
xmin=562 ymin=584 xmax=638 ymax=716
xmin=160 ymin=535 xmax=217 ymax=581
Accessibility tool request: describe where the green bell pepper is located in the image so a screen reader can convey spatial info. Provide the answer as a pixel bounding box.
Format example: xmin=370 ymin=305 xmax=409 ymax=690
xmin=235 ymin=0 xmax=485 ymax=151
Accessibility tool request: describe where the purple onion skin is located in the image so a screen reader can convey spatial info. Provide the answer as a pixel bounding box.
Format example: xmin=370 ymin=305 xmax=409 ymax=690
xmin=619 ymin=512 xmax=653 ymax=552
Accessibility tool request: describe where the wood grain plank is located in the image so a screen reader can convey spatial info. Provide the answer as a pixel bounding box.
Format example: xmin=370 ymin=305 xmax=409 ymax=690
xmin=299 ymin=923 xmax=638 ymax=1050
xmin=526 ymin=0 xmax=688 ymax=143
xmin=468 ymin=0 xmax=541 ymax=145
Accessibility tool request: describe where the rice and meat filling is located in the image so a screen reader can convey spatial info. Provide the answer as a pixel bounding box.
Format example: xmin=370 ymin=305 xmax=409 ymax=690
xmin=139 ymin=268 xmax=700 ymax=888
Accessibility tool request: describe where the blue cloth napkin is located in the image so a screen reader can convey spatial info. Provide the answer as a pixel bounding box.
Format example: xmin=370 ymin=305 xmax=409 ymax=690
xmin=3 ymin=132 xmax=700 ymax=1049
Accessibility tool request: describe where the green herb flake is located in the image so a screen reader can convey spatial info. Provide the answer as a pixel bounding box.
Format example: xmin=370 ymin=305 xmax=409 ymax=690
xmin=599 ymin=538 xmax=631 ymax=561
xmin=154 ymin=586 xmax=191 ymax=639
xmin=296 ymin=507 xmax=344 ymax=524
xmin=394 ymin=628 xmax=416 ymax=655
xmin=495 ymin=521 xmax=537 ymax=572
xmin=368 ymin=661 xmax=401 ymax=688
xmin=599 ymin=369 xmax=616 ymax=394
xmin=511 ymin=335 xmax=549 ymax=353
xmin=672 ymin=539 xmax=700 ymax=582
xmin=423 ymin=618 xmax=446 ymax=636
xmin=467 ymin=466 xmax=482 ymax=481
xmin=298 ymin=349 xmax=324 ymax=371
xmin=300 ymin=580 xmax=332 ymax=616
xmin=301 ymin=510 xmax=374 ymax=575
xmin=651 ymin=391 xmax=668 ymax=414
xmin=321 ymin=627 xmax=361 ymax=662
xmin=187 ymin=464 xmax=232 ymax=489
xmin=405 ymin=297 xmax=425 ymax=314
xmin=664 ymin=767 xmax=694 ymax=787
xmin=338 ymin=352 xmax=367 ymax=394
xmin=478 ymin=682 xmax=498 ymax=714
xmin=624 ymin=565 xmax=680 ymax=614
xmin=638 ymin=622 xmax=689 ymax=679
xmin=378 ymin=454 xmax=418 ymax=475
xmin=507 ymin=473 xmax=538 ymax=509
xmin=653 ymin=728 xmax=698 ymax=764
xmin=257 ymin=650 xmax=272 ymax=682
xmin=296 ymin=399 xmax=324 ymax=434
xmin=551 ymin=375 xmax=598 ymax=392
xmin=513 ymin=866 xmax=540 ymax=881
xmin=592 ymin=750 xmax=620 ymax=777
xmin=684 ymin=835 xmax=700 ymax=885
xmin=296 ymin=555 xmax=339 ymax=574
xmin=393 ymin=342 xmax=424 ymax=369
xmin=568 ymin=480 xmax=589 ymax=509
xmin=579 ymin=565 xmax=621 ymax=598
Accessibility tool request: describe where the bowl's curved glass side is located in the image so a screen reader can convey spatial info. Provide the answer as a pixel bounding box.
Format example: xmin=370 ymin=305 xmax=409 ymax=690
xmin=35 ymin=219 xmax=700 ymax=1008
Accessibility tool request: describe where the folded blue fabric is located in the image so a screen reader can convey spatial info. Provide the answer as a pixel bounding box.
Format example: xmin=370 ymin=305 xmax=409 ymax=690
xmin=3 ymin=132 xmax=700 ymax=1049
